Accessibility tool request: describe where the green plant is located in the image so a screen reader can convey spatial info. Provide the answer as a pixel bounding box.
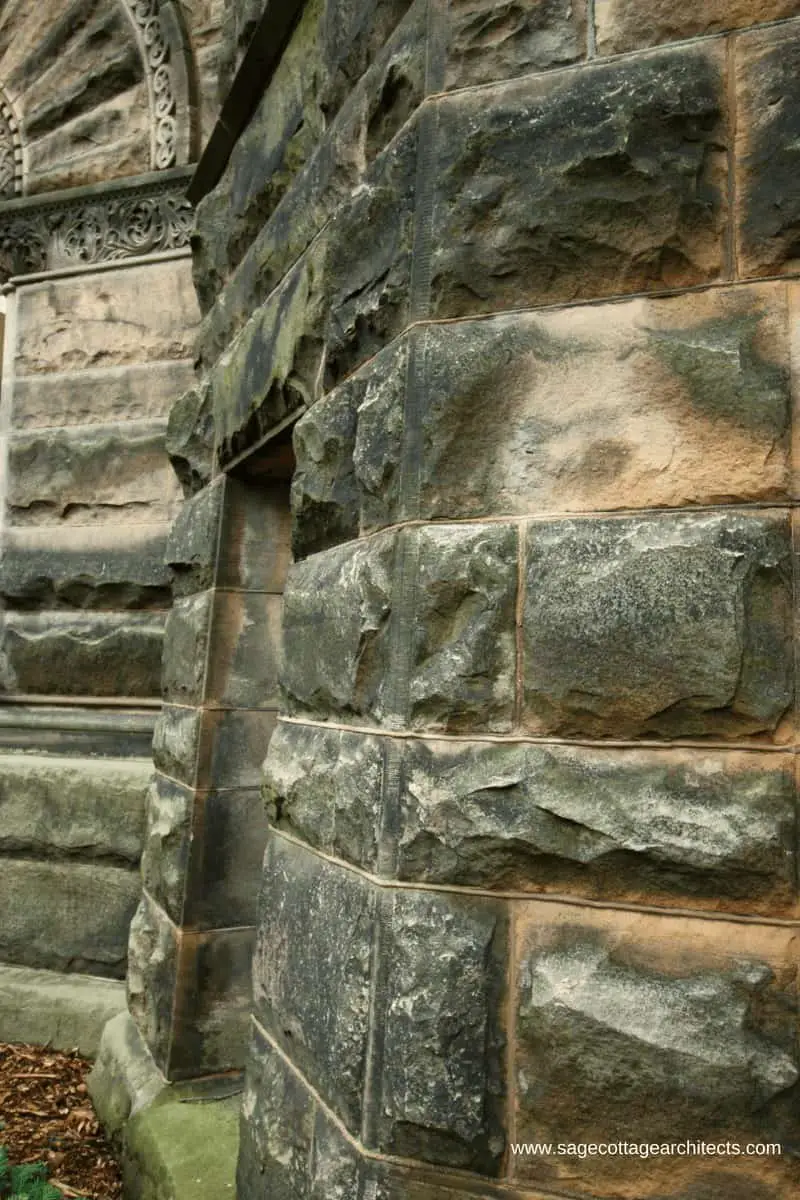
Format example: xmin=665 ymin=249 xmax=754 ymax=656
xmin=0 ymin=1147 xmax=62 ymax=1200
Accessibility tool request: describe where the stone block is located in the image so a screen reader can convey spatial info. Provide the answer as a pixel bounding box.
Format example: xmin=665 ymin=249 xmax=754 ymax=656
xmin=205 ymin=591 xmax=283 ymax=709
xmin=512 ymin=903 xmax=800 ymax=1196
xmin=264 ymin=721 xmax=384 ymax=871
xmin=595 ymin=0 xmax=800 ymax=55
xmin=0 ymin=611 xmax=166 ymax=698
xmin=252 ymin=834 xmax=376 ymax=1131
xmin=12 ymin=361 xmax=197 ymax=431
xmin=431 ymin=43 xmax=728 ymax=318
xmin=182 ymin=786 xmax=269 ymax=929
xmin=0 ymin=857 xmax=140 ymax=977
xmin=736 ymin=23 xmax=800 ymax=278
xmin=152 ymin=705 xmax=202 ymax=789
xmin=165 ymin=481 xmax=224 ymax=598
xmin=127 ymin=892 xmax=179 ymax=1071
xmin=396 ymin=740 xmax=796 ymax=913
xmin=0 ymin=523 xmax=172 ymax=611
xmin=372 ymin=888 xmax=507 ymax=1172
xmin=281 ymin=531 xmax=396 ymax=722
xmin=291 ymin=384 xmax=361 ymax=558
xmin=14 ymin=260 xmax=199 ymax=375
xmin=168 ymin=926 xmax=255 ymax=1077
xmin=414 ymin=284 xmax=792 ymax=518
xmin=165 ymin=384 xmax=215 ymax=496
xmin=140 ymin=774 xmax=193 ymax=925
xmin=6 ymin=423 xmax=181 ymax=526
xmin=0 ymin=753 xmax=149 ymax=864
xmin=0 ymin=965 xmax=126 ymax=1058
xmin=522 ymin=511 xmax=793 ymax=740
xmin=218 ymin=477 xmax=293 ymax=592
xmin=446 ymin=0 xmax=587 ymax=90
xmin=161 ymin=591 xmax=213 ymax=705
xmin=198 ymin=708 xmax=279 ymax=790
xmin=409 ymin=524 xmax=517 ymax=733
xmin=88 ymin=1010 xmax=167 ymax=1138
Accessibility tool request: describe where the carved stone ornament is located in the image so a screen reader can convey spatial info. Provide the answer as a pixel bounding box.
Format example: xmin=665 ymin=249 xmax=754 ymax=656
xmin=125 ymin=0 xmax=179 ymax=170
xmin=0 ymin=175 xmax=193 ymax=278
xmin=0 ymin=87 xmax=23 ymax=201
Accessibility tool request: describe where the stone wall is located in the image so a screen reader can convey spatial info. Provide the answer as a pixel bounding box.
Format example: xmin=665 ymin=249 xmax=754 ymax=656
xmin=134 ymin=0 xmax=800 ymax=1196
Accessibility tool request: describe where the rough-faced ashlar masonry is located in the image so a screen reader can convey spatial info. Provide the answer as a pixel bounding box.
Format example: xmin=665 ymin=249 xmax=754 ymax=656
xmin=0 ymin=0 xmax=800 ymax=1197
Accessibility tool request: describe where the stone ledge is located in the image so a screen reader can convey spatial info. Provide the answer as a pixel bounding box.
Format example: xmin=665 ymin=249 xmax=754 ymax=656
xmin=0 ymin=964 xmax=126 ymax=1057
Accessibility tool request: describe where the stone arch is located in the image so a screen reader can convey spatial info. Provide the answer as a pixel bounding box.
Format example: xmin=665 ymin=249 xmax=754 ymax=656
xmin=120 ymin=0 xmax=196 ymax=170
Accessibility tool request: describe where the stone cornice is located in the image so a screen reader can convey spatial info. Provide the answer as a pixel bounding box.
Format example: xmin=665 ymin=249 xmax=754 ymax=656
xmin=0 ymin=168 xmax=194 ymax=279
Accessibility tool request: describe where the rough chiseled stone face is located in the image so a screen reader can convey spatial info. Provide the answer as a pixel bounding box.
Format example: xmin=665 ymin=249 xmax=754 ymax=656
xmin=252 ymin=835 xmax=376 ymax=1131
xmin=522 ymin=511 xmax=794 ymax=740
xmin=161 ymin=592 xmax=213 ymax=705
xmin=263 ymin=722 xmax=385 ymax=872
xmin=595 ymin=0 xmax=800 ymax=54
xmin=372 ymin=889 xmax=507 ymax=1172
xmin=140 ymin=774 xmax=193 ymax=926
xmin=446 ymin=0 xmax=587 ymax=89
xmin=736 ymin=23 xmax=800 ymax=278
xmin=409 ymin=524 xmax=518 ymax=733
xmin=165 ymin=481 xmax=224 ymax=597
xmin=395 ymin=740 xmax=797 ymax=912
xmin=281 ymin=531 xmax=396 ymax=722
xmin=165 ymin=386 xmax=215 ymax=496
xmin=431 ymin=43 xmax=728 ymax=317
xmin=513 ymin=906 xmax=800 ymax=1196
xmin=126 ymin=893 xmax=178 ymax=1070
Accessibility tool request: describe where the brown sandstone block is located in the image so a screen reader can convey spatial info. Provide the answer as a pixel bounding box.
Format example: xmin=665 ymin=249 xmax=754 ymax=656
xmin=446 ymin=0 xmax=587 ymax=89
xmin=431 ymin=43 xmax=728 ymax=317
xmin=512 ymin=902 xmax=800 ymax=1197
xmin=205 ymin=591 xmax=283 ymax=709
xmin=736 ymin=22 xmax=800 ymax=278
xmin=595 ymin=0 xmax=800 ymax=56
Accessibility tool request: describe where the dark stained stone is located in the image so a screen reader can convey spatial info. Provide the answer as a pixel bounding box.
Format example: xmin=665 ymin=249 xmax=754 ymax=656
xmin=161 ymin=592 xmax=214 ymax=705
xmin=165 ymin=385 xmax=216 ymax=497
xmin=446 ymin=0 xmax=587 ymax=90
xmin=182 ymin=786 xmax=269 ymax=929
xmin=165 ymin=481 xmax=224 ymax=598
xmin=140 ymin=774 xmax=193 ymax=925
xmin=205 ymin=591 xmax=283 ymax=709
xmin=252 ymin=835 xmax=376 ymax=1131
xmin=263 ymin=721 xmax=384 ymax=871
xmin=372 ymin=889 xmax=507 ymax=1171
xmin=168 ymin=927 xmax=255 ymax=1077
xmin=522 ymin=511 xmax=793 ymax=740
xmin=127 ymin=892 xmax=178 ymax=1071
xmin=430 ymin=43 xmax=728 ymax=317
xmin=291 ymin=383 xmax=361 ymax=559
xmin=152 ymin=705 xmax=202 ymax=789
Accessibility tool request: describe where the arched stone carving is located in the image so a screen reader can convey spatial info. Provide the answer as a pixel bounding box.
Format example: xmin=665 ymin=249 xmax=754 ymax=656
xmin=0 ymin=85 xmax=22 ymax=200
xmin=121 ymin=0 xmax=194 ymax=170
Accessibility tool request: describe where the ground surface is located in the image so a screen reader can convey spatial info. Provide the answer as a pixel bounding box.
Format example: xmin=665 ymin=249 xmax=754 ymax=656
xmin=0 ymin=1042 xmax=122 ymax=1198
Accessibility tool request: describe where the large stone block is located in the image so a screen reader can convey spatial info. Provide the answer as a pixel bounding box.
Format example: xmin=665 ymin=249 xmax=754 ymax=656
xmin=6 ymin=423 xmax=181 ymax=526
xmin=165 ymin=384 xmax=215 ymax=496
xmin=218 ymin=478 xmax=293 ymax=592
xmin=446 ymin=0 xmax=587 ymax=90
xmin=595 ymin=0 xmax=800 ymax=55
xmin=264 ymin=721 xmax=385 ymax=871
xmin=512 ymin=903 xmax=800 ymax=1197
xmin=12 ymin=361 xmax=196 ymax=431
xmin=0 ymin=753 xmax=149 ymax=864
xmin=168 ymin=926 xmax=255 ymax=1077
xmin=395 ymin=740 xmax=796 ymax=913
xmin=372 ymin=889 xmax=507 ymax=1172
xmin=205 ymin=591 xmax=283 ymax=709
xmin=281 ymin=531 xmax=396 ymax=722
xmin=182 ymin=786 xmax=269 ymax=929
xmin=522 ymin=511 xmax=793 ymax=740
xmin=736 ymin=23 xmax=800 ymax=278
xmin=252 ymin=835 xmax=376 ymax=1131
xmin=0 ymin=857 xmax=140 ymax=977
xmin=0 ymin=611 xmax=166 ymax=698
xmin=127 ymin=892 xmax=179 ymax=1071
xmin=165 ymin=481 xmax=224 ymax=598
xmin=198 ymin=707 xmax=279 ymax=790
xmin=409 ymin=524 xmax=517 ymax=732
xmin=431 ymin=43 xmax=728 ymax=317
xmin=161 ymin=591 xmax=213 ymax=705
xmin=14 ymin=260 xmax=199 ymax=375
xmin=0 ymin=523 xmax=172 ymax=610
xmin=152 ymin=705 xmax=202 ymax=789
xmin=140 ymin=774 xmax=193 ymax=925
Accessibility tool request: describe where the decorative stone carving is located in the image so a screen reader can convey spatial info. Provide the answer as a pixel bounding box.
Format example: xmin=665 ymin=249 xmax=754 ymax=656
xmin=124 ymin=0 xmax=179 ymax=170
xmin=0 ymin=174 xmax=193 ymax=278
xmin=0 ymin=86 xmax=22 ymax=201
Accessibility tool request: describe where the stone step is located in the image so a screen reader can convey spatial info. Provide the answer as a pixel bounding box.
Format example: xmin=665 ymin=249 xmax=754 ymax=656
xmin=0 ymin=964 xmax=126 ymax=1056
xmin=0 ymin=753 xmax=151 ymax=862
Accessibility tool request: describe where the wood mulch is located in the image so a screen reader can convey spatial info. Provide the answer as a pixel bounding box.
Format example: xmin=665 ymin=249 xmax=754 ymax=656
xmin=0 ymin=1042 xmax=122 ymax=1199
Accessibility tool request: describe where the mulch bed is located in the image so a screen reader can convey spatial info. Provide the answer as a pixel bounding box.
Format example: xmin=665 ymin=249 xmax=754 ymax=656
xmin=0 ymin=1042 xmax=122 ymax=1199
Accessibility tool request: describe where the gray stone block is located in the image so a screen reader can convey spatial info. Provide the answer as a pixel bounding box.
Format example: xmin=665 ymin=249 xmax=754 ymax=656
xmin=409 ymin=524 xmax=517 ymax=733
xmin=199 ymin=707 xmax=279 ymax=790
xmin=205 ymin=590 xmax=283 ymax=709
xmin=431 ymin=43 xmax=728 ymax=317
xmin=165 ymin=481 xmax=224 ymax=597
xmin=0 ymin=857 xmax=140 ymax=977
xmin=161 ymin=591 xmax=213 ymax=705
xmin=140 ymin=774 xmax=193 ymax=925
xmin=373 ymin=888 xmax=507 ymax=1171
xmin=0 ymin=753 xmax=150 ymax=864
xmin=264 ymin=721 xmax=384 ymax=871
xmin=446 ymin=0 xmax=587 ymax=90
xmin=183 ymin=786 xmax=269 ymax=930
xmin=168 ymin=926 xmax=255 ymax=1077
xmin=165 ymin=384 xmax=215 ymax=496
xmin=0 ymin=964 xmax=126 ymax=1057
xmin=127 ymin=892 xmax=179 ymax=1071
xmin=281 ymin=531 xmax=396 ymax=722
xmin=252 ymin=835 xmax=376 ymax=1131
xmin=522 ymin=511 xmax=793 ymax=739
xmin=396 ymin=740 xmax=796 ymax=912
xmin=152 ymin=705 xmax=202 ymax=788
xmin=218 ymin=477 xmax=293 ymax=592
xmin=13 ymin=361 xmax=196 ymax=431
